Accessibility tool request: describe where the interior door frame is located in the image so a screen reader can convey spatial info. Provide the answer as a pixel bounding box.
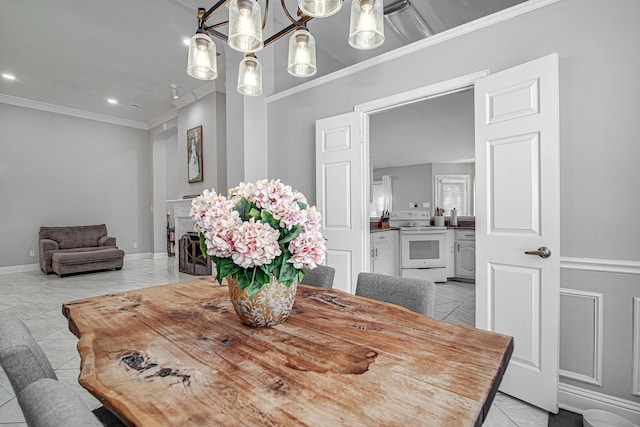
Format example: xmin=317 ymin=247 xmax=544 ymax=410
xmin=353 ymin=70 xmax=488 ymax=273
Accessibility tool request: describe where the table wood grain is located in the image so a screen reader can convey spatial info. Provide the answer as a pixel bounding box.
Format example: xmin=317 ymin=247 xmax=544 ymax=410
xmin=62 ymin=277 xmax=513 ymax=427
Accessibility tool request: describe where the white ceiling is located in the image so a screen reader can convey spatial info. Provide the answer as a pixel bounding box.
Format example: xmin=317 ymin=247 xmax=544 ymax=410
xmin=0 ymin=0 xmax=524 ymax=125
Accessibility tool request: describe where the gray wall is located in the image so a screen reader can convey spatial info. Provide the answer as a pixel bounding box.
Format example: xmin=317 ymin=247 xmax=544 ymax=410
xmin=148 ymin=91 xmax=228 ymax=254
xmin=374 ymin=163 xmax=474 ymax=215
xmin=266 ymin=0 xmax=640 ymax=407
xmin=374 ymin=164 xmax=432 ymax=213
xmin=0 ymin=103 xmax=151 ymax=267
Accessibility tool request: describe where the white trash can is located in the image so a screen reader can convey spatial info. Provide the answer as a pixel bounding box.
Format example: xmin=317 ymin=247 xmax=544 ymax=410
xmin=583 ymin=409 xmax=634 ymax=427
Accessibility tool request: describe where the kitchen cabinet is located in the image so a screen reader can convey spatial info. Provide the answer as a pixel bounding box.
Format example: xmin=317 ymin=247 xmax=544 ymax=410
xmin=371 ymin=230 xmax=399 ymax=276
xmin=455 ymin=230 xmax=475 ymax=281
xmin=445 ymin=230 xmax=455 ymax=279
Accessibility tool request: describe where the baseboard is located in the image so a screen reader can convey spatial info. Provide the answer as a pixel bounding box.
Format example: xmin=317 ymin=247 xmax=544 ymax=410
xmin=123 ymin=253 xmax=153 ymax=261
xmin=559 ymin=383 xmax=640 ymax=425
xmin=153 ymin=252 xmax=175 ymax=259
xmin=0 ymin=253 xmax=154 ymax=275
xmin=0 ymin=263 xmax=40 ymax=275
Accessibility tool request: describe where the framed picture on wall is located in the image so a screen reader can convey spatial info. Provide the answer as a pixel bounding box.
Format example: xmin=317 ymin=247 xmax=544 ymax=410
xmin=187 ymin=125 xmax=203 ymax=183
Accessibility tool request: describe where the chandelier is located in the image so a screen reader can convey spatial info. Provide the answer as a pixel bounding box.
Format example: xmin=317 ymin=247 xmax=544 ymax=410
xmin=186 ymin=0 xmax=385 ymax=96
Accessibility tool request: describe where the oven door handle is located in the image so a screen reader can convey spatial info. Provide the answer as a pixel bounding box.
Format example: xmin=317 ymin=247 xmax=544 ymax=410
xmin=401 ymin=231 xmax=446 ymax=235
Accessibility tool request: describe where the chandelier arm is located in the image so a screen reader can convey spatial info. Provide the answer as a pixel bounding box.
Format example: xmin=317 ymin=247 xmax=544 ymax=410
xmin=204 ymin=28 xmax=230 ymax=43
xmin=262 ymin=0 xmax=269 ymax=30
xmin=263 ymin=15 xmax=313 ymax=47
xmin=201 ymin=0 xmax=231 ymax=26
xmin=279 ymin=0 xmax=298 ymax=24
xmin=204 ymin=21 xmax=229 ymax=30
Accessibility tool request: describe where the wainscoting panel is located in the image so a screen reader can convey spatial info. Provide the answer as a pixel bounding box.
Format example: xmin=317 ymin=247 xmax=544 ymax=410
xmin=633 ymin=297 xmax=640 ymax=397
xmin=559 ymin=258 xmax=640 ymax=419
xmin=559 ymin=288 xmax=603 ymax=386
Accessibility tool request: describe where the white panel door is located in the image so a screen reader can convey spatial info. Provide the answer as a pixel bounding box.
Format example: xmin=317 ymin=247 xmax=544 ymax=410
xmin=475 ymin=54 xmax=560 ymax=412
xmin=316 ymin=112 xmax=368 ymax=294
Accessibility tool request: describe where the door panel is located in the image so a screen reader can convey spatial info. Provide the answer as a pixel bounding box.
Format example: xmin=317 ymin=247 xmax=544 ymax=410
xmin=323 ymin=162 xmax=351 ymax=228
xmin=490 ymin=133 xmax=540 ymax=233
xmin=475 ymin=53 xmax=559 ymax=412
xmin=490 ymin=263 xmax=541 ymax=369
xmin=316 ymin=112 xmax=367 ymax=294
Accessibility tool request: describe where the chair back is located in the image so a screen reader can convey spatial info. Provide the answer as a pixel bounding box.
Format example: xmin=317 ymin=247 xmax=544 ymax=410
xmin=0 ymin=314 xmax=57 ymax=394
xmin=355 ymin=273 xmax=436 ymax=317
xmin=301 ymin=265 xmax=336 ymax=289
xmin=18 ymin=378 xmax=103 ymax=427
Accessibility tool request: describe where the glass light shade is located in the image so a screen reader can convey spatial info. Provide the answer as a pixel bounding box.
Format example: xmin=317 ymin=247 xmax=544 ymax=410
xmin=349 ymin=0 xmax=385 ymax=50
xmin=237 ymin=55 xmax=263 ymax=96
xmin=228 ymin=0 xmax=264 ymax=53
xmin=287 ymin=29 xmax=317 ymax=78
xmin=298 ymin=0 xmax=342 ymax=18
xmin=186 ymin=33 xmax=218 ymax=80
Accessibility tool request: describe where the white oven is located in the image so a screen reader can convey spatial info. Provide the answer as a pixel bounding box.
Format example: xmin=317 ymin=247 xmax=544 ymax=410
xmin=400 ymin=229 xmax=447 ymax=269
xmin=389 ymin=210 xmax=448 ymax=283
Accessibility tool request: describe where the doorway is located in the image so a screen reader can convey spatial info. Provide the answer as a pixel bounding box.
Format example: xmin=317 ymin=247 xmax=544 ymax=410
xmin=152 ymin=127 xmax=178 ymax=256
xmin=367 ymin=86 xmax=477 ymax=328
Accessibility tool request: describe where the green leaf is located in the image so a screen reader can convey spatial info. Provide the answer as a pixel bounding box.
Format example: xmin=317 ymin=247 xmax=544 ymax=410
xmin=234 ymin=197 xmax=252 ymax=220
xmin=279 ymin=224 xmax=301 ymax=244
xmin=260 ymin=210 xmax=281 ymax=230
xmin=278 ymin=251 xmax=297 ymax=285
xmin=199 ymin=233 xmax=208 ymax=259
xmin=255 ymin=267 xmax=270 ymax=285
xmin=236 ymin=269 xmax=252 ymax=291
xmin=244 ymin=268 xmax=268 ymax=296
xmin=297 ymin=201 xmax=308 ymax=210
xmin=265 ymin=254 xmax=283 ymax=277
xmin=216 ymin=258 xmax=241 ymax=282
xmin=246 ymin=279 xmax=263 ymax=296
xmin=249 ymin=207 xmax=261 ymax=221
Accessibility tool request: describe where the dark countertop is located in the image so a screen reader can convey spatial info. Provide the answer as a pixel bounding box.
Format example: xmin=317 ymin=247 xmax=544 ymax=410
xmin=370 ymin=221 xmax=475 ymax=232
xmin=370 ymin=225 xmax=400 ymax=233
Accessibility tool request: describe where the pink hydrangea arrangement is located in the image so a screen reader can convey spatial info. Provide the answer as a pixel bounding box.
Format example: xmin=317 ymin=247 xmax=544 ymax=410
xmin=190 ymin=179 xmax=326 ymax=295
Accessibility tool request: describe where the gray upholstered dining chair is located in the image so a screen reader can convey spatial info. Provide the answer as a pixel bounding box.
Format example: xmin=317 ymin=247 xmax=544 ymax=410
xmin=0 ymin=313 xmax=58 ymax=395
xmin=301 ymin=265 xmax=336 ymax=289
xmin=355 ymin=273 xmax=436 ymax=317
xmin=18 ymin=378 xmax=103 ymax=427
xmin=0 ymin=314 xmax=110 ymax=426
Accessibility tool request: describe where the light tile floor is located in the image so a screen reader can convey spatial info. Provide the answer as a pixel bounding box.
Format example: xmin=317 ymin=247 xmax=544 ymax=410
xmin=0 ymin=259 xmax=548 ymax=426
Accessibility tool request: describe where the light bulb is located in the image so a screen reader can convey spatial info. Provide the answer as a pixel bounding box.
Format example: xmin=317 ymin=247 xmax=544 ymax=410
xmin=228 ymin=0 xmax=263 ymax=53
xmin=348 ymin=0 xmax=384 ymax=50
xmin=187 ymin=33 xmax=218 ymax=80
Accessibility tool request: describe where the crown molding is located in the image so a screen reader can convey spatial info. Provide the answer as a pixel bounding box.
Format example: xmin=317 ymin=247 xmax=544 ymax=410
xmin=267 ymin=0 xmax=562 ymax=104
xmin=0 ymin=93 xmax=148 ymax=129
xmin=147 ymin=109 xmax=178 ymax=131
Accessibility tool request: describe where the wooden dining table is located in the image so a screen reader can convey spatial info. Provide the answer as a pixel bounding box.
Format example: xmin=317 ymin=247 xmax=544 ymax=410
xmin=62 ymin=277 xmax=513 ymax=427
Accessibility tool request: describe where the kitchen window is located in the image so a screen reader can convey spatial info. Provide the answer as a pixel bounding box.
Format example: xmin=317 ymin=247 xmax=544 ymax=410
xmin=370 ymin=175 xmax=393 ymax=218
xmin=435 ymin=175 xmax=472 ymax=216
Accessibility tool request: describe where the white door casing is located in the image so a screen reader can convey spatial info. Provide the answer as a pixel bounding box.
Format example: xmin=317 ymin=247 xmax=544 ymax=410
xmin=475 ymin=53 xmax=560 ymax=413
xmin=315 ymin=112 xmax=369 ymax=294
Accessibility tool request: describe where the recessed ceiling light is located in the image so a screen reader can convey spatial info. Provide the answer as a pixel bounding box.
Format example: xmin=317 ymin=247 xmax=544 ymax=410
xmin=2 ymin=73 xmax=16 ymax=80
xmin=107 ymin=98 xmax=118 ymax=104
xmin=183 ymin=38 xmax=190 ymax=46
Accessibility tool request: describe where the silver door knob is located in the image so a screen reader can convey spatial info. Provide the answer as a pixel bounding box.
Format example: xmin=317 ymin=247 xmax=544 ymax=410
xmin=525 ymin=247 xmax=551 ymax=258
